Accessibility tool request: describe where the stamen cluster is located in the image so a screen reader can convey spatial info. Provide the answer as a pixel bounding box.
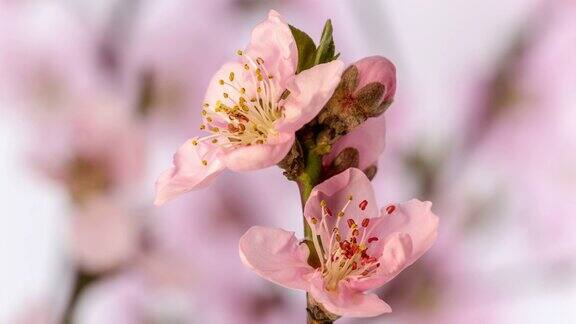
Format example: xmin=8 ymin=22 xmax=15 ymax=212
xmin=308 ymin=197 xmax=397 ymax=291
xmin=198 ymin=51 xmax=290 ymax=149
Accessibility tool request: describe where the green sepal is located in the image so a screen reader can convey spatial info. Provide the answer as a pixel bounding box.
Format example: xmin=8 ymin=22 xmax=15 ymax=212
xmin=289 ymin=25 xmax=317 ymax=73
xmin=315 ymin=19 xmax=336 ymax=65
xmin=289 ymin=19 xmax=339 ymax=74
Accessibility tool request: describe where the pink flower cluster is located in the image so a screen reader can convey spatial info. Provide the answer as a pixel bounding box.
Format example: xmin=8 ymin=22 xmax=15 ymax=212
xmin=154 ymin=10 xmax=439 ymax=319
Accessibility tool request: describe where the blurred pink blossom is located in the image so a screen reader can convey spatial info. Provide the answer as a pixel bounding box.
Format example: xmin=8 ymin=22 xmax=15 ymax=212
xmin=70 ymin=197 xmax=140 ymax=274
xmin=469 ymin=0 xmax=576 ymax=256
xmin=0 ymin=1 xmax=100 ymax=115
xmin=29 ymin=94 xmax=145 ymax=202
xmin=77 ymin=185 xmax=302 ymax=324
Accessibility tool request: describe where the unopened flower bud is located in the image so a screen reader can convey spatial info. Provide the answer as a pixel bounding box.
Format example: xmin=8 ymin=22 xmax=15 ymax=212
xmin=355 ymin=56 xmax=396 ymax=110
xmin=318 ymin=56 xmax=396 ymax=140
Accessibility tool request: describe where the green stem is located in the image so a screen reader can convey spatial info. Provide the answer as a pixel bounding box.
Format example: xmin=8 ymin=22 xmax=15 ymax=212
xmin=298 ymin=147 xmax=322 ymax=221
xmin=296 ymin=141 xmax=337 ymax=324
xmin=297 ymin=142 xmax=323 ymax=264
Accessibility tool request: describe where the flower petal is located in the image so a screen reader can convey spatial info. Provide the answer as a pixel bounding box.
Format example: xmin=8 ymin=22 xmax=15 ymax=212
xmin=239 ymin=226 xmax=313 ymax=290
xmin=223 ymin=132 xmax=294 ymax=171
xmin=245 ymin=10 xmax=298 ymax=80
xmin=355 ymin=55 xmax=397 ymax=105
xmin=348 ymin=232 xmax=412 ymax=292
xmin=309 ymin=273 xmax=391 ymax=318
xmin=202 ymin=61 xmax=253 ymax=125
xmin=71 ymin=197 xmax=139 ymax=274
xmin=304 ymin=168 xmax=379 ymax=243
xmin=154 ymin=139 xmax=225 ymax=205
xmin=324 ymin=114 xmax=386 ymax=170
xmin=349 ymin=200 xmax=438 ymax=291
xmin=279 ymin=60 xmax=345 ymax=133
xmin=377 ymin=199 xmax=439 ymax=263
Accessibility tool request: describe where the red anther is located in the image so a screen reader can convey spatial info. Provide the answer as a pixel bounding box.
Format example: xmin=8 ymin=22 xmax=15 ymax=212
xmin=385 ymin=205 xmax=396 ymax=214
xmin=352 ymin=229 xmax=360 ymax=237
xmin=361 ymin=218 xmax=370 ymax=227
xmin=367 ymin=237 xmax=379 ymax=243
xmin=350 ymin=244 xmax=358 ymax=254
xmin=359 ymin=200 xmax=368 ymax=210
xmin=351 ymin=262 xmax=358 ymax=270
xmin=361 ymin=270 xmax=369 ymax=276
xmin=325 ymin=208 xmax=333 ymax=217
xmin=350 ymin=237 xmax=357 ymax=244
xmin=227 ymin=124 xmax=239 ymax=132
xmin=376 ymin=263 xmax=381 ymax=268
xmin=347 ymin=219 xmax=356 ymax=228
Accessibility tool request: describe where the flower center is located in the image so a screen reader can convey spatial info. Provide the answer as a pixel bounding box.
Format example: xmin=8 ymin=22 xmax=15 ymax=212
xmin=308 ymin=197 xmax=388 ymax=291
xmin=67 ymin=156 xmax=111 ymax=204
xmin=198 ymin=51 xmax=290 ymax=149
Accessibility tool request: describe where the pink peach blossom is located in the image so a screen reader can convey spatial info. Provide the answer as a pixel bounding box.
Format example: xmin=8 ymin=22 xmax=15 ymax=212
xmin=240 ymin=168 xmax=438 ymax=317
xmin=155 ymin=10 xmax=344 ymax=205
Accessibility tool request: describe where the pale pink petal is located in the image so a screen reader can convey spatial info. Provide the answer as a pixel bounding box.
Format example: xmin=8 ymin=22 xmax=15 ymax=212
xmin=154 ymin=139 xmax=225 ymax=205
xmin=309 ymin=273 xmax=391 ymax=318
xmin=355 ymin=55 xmax=396 ymax=105
xmin=239 ymin=226 xmax=313 ymax=290
xmin=348 ymin=233 xmax=412 ymax=291
xmin=245 ymin=10 xmax=298 ymax=81
xmin=350 ymin=200 xmax=438 ymax=291
xmin=324 ymin=114 xmax=386 ymax=170
xmin=70 ymin=197 xmax=139 ymax=274
xmin=223 ymin=132 xmax=295 ymax=171
xmin=202 ymin=61 xmax=255 ymax=123
xmin=377 ymin=199 xmax=439 ymax=262
xmin=278 ymin=60 xmax=345 ymax=132
xmin=305 ymin=168 xmax=379 ymax=244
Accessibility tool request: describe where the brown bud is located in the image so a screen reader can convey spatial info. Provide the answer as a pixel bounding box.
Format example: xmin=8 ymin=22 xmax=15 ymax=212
xmin=317 ymin=56 xmax=396 ymax=143
xmin=277 ymin=140 xmax=304 ymax=181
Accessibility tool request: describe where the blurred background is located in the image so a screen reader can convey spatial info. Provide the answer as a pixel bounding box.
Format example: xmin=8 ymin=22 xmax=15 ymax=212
xmin=1 ymin=0 xmax=575 ymax=323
